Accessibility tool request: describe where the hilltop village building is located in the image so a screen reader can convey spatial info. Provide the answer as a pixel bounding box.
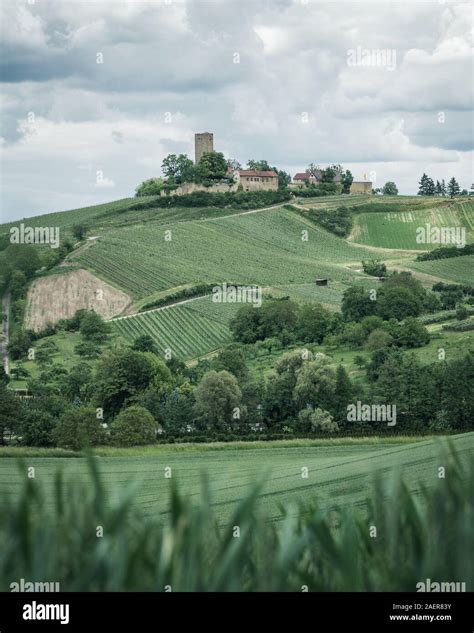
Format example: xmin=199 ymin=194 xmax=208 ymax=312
xmin=166 ymin=133 xmax=370 ymax=195
xmin=234 ymin=169 xmax=278 ymax=191
xmin=349 ymin=181 xmax=373 ymax=194
xmin=194 ymin=132 xmax=214 ymax=164
xmin=292 ymin=170 xmax=342 ymax=186
xmin=292 ymin=169 xmax=372 ymax=194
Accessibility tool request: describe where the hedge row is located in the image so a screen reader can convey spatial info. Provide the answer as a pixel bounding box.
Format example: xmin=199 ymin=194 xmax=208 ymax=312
xmin=419 ymin=307 xmax=474 ymax=324
xmin=157 ymin=429 xmax=453 ymax=444
xmin=129 ymin=189 xmax=291 ymax=210
xmin=139 ymin=284 xmax=217 ymax=312
xmin=442 ymin=319 xmax=474 ymax=332
xmin=416 ymin=244 xmax=474 ymax=262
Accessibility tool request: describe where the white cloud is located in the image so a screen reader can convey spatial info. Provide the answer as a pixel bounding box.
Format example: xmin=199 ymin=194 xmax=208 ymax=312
xmin=0 ymin=0 xmax=472 ymax=221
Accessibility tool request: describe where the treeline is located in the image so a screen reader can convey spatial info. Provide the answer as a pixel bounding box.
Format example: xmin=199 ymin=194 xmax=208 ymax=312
xmin=289 ymin=204 xmax=353 ymax=237
xmin=129 ymin=189 xmax=291 ymax=211
xmin=139 ymin=283 xmax=219 ymax=312
xmin=8 ymin=308 xmax=110 ymax=361
xmin=416 ymin=243 xmax=474 ymax=261
xmin=418 ymin=174 xmax=467 ymax=197
xmin=431 ymin=282 xmax=474 ymax=310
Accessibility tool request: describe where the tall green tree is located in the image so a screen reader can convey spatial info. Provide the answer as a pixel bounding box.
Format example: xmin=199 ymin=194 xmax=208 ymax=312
xmin=135 ymin=177 xmax=164 ymax=197
xmin=447 ymin=177 xmax=460 ymax=198
xmin=53 ymin=407 xmax=106 ymax=451
xmin=332 ymin=365 xmax=354 ymax=425
xmin=213 ymin=346 xmax=249 ymax=382
xmin=195 ymin=151 xmax=229 ymax=184
xmin=341 ymin=170 xmax=353 ymax=194
xmin=341 ymin=287 xmax=377 ymax=322
xmin=111 ymin=405 xmax=157 ymax=446
xmin=293 ymin=356 xmax=336 ymax=413
xmin=72 ymin=224 xmax=87 ymax=241
xmin=0 ymin=384 xmax=19 ymax=445
xmin=247 ymin=159 xmax=272 ymax=171
xmin=296 ymin=303 xmax=331 ymax=343
xmin=227 ymin=158 xmax=242 ymax=171
xmin=376 ymin=286 xmax=423 ymax=321
xmin=94 ymin=348 xmax=172 ymax=418
xmin=79 ymin=311 xmax=110 ymax=342
xmin=161 ymin=154 xmax=195 ymax=184
xmin=382 ymin=181 xmax=398 ymax=195
xmin=194 ymin=370 xmax=243 ymax=430
xmin=418 ymin=173 xmax=435 ymax=196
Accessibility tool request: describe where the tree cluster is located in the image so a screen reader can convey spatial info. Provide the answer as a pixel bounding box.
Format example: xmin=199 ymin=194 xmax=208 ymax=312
xmin=418 ymin=174 xmax=464 ymax=198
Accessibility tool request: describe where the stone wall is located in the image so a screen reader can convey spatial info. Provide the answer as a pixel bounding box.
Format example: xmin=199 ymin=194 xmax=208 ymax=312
xmin=350 ymin=181 xmax=373 ymax=194
xmin=160 ymin=181 xmax=238 ymax=197
xmin=238 ymin=176 xmax=278 ymax=192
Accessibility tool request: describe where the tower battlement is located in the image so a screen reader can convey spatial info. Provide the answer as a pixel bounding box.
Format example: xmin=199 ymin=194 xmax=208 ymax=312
xmin=194 ymin=132 xmax=214 ymax=164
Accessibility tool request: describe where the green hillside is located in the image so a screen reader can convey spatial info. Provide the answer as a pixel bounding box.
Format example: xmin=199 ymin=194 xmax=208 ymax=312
xmin=352 ymin=202 xmax=472 ymax=250
xmin=73 ymin=206 xmax=377 ymax=299
xmin=3 ymin=194 xmax=474 ymax=372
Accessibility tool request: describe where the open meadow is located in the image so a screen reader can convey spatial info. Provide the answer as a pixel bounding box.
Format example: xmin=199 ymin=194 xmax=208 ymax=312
xmin=1 ymin=433 xmax=472 ymax=526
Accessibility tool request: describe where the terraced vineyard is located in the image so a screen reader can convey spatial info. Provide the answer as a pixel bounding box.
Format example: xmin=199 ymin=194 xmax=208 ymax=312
xmin=408 ymin=255 xmax=474 ymax=285
xmin=351 ymin=202 xmax=472 ymax=250
xmin=0 ymin=433 xmax=471 ymax=524
xmin=75 ymin=207 xmax=376 ymax=299
xmin=111 ymin=296 xmax=242 ymax=360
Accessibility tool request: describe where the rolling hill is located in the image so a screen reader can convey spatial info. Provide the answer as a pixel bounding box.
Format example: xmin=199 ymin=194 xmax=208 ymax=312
xmin=2 ymin=193 xmax=473 ymax=369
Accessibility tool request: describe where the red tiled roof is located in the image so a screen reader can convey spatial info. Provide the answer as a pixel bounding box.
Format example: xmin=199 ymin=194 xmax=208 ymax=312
xmin=293 ymin=170 xmax=342 ymax=183
xmin=293 ymin=172 xmax=313 ymax=180
xmin=238 ymin=170 xmax=278 ymax=178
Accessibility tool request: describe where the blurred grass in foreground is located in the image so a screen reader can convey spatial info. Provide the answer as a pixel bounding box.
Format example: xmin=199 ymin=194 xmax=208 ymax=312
xmin=0 ymin=443 xmax=472 ymax=592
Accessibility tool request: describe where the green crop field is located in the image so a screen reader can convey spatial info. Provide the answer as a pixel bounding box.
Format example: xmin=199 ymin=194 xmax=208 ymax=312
xmin=351 ymin=202 xmax=472 ymax=250
xmin=1 ymin=434 xmax=471 ymax=525
xmin=110 ymin=296 xmax=242 ymax=360
xmin=74 ymin=207 xmax=377 ymax=299
xmin=408 ymin=255 xmax=474 ymax=285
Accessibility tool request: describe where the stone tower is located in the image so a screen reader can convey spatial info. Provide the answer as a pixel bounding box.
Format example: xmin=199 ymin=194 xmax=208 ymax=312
xmin=194 ymin=132 xmax=214 ymax=164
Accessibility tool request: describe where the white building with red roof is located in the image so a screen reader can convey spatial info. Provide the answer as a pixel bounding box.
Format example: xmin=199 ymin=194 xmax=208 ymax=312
xmin=234 ymin=169 xmax=279 ymax=192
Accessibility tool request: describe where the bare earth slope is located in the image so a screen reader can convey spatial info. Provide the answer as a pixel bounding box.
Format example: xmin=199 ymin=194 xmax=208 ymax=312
xmin=25 ymin=269 xmax=131 ymax=331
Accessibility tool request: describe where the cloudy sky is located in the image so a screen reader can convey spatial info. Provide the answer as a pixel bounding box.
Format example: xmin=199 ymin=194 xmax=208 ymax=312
xmin=1 ymin=0 xmax=472 ymax=222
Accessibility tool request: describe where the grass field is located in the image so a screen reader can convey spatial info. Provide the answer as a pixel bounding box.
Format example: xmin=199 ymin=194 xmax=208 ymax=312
xmin=1 ymin=434 xmax=471 ymax=525
xmin=351 ymin=202 xmax=471 ymax=250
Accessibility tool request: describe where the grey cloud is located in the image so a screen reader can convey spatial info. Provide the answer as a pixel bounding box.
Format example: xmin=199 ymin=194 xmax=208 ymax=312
xmin=1 ymin=0 xmax=472 ymax=221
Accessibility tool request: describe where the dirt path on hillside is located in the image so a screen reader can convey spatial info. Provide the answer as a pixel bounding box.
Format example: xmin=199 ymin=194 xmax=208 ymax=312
xmin=196 ymin=201 xmax=289 ymax=223
xmin=110 ymin=293 xmax=211 ymax=321
xmin=342 ymin=239 xmax=425 ymax=256
xmin=60 ymin=236 xmax=99 ymax=266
